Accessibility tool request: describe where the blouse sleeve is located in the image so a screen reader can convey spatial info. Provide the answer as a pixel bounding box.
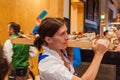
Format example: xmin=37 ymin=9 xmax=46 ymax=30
xmin=29 ymin=45 xmax=37 ymax=58
xmin=3 ymin=39 xmax=13 ymax=63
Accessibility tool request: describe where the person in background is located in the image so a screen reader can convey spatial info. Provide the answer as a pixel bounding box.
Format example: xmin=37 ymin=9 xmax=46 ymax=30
xmin=73 ymin=47 xmax=81 ymax=69
xmin=32 ymin=10 xmax=48 ymax=36
xmin=0 ymin=45 xmax=9 ymax=80
xmin=34 ymin=17 xmax=110 ymax=80
xmin=90 ymin=32 xmax=100 ymax=41
xmin=3 ymin=22 xmax=37 ymax=80
xmin=32 ymin=17 xmax=42 ymax=36
xmin=103 ymin=30 xmax=109 ymax=40
xmin=115 ymin=30 xmax=120 ymax=51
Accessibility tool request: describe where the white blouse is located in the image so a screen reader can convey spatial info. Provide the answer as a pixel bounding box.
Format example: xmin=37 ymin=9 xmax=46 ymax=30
xmin=38 ymin=46 xmax=75 ymax=80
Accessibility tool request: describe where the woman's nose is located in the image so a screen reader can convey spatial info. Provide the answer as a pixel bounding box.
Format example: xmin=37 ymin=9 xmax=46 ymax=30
xmin=65 ymin=32 xmax=69 ymax=40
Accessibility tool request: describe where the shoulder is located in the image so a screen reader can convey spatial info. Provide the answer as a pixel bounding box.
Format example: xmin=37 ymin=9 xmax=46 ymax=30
xmin=4 ymin=39 xmax=12 ymax=46
xmin=5 ymin=39 xmax=11 ymax=43
xmin=38 ymin=52 xmax=64 ymax=71
xmin=38 ymin=54 xmax=73 ymax=80
xmin=3 ymin=39 xmax=13 ymax=53
xmin=39 ymin=54 xmax=73 ymax=80
xmin=38 ymin=53 xmax=61 ymax=66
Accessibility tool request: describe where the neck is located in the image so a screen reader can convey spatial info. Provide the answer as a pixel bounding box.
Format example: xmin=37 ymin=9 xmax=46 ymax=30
xmin=47 ymin=45 xmax=61 ymax=53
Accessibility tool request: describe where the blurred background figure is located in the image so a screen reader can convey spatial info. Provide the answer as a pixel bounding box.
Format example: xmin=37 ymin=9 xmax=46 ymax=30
xmin=115 ymin=30 xmax=120 ymax=51
xmin=103 ymin=30 xmax=109 ymax=40
xmin=3 ymin=22 xmax=37 ymax=80
xmin=0 ymin=44 xmax=9 ymax=80
xmin=32 ymin=17 xmax=42 ymax=35
xmin=73 ymin=47 xmax=81 ymax=69
xmin=32 ymin=10 xmax=48 ymax=36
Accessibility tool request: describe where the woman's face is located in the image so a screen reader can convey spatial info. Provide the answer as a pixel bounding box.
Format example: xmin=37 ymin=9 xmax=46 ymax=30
xmin=47 ymin=25 xmax=69 ymax=50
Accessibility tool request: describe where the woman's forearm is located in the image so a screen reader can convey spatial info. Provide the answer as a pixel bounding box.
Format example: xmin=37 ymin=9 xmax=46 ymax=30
xmin=81 ymin=53 xmax=103 ymax=80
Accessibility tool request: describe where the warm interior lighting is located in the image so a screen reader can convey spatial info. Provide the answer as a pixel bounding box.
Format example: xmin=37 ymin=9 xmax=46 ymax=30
xmin=100 ymin=14 xmax=105 ymax=20
xmin=71 ymin=0 xmax=80 ymax=2
xmin=111 ymin=0 xmax=120 ymax=25
xmin=111 ymin=13 xmax=120 ymax=25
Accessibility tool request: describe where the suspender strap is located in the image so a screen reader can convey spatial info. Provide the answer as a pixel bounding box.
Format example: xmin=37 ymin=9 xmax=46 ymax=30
xmin=38 ymin=54 xmax=48 ymax=63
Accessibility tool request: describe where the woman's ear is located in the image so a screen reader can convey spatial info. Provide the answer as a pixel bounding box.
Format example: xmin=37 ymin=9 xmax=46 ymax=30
xmin=44 ymin=36 xmax=52 ymax=43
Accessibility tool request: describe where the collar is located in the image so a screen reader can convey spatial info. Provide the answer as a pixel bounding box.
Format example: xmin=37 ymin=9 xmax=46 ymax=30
xmin=42 ymin=46 xmax=62 ymax=60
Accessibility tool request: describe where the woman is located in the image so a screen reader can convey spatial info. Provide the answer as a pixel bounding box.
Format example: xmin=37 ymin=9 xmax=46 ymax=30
xmin=34 ymin=17 xmax=110 ymax=80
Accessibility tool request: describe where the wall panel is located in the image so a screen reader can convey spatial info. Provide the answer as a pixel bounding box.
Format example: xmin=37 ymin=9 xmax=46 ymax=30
xmin=0 ymin=0 xmax=50 ymax=45
xmin=0 ymin=0 xmax=64 ymax=78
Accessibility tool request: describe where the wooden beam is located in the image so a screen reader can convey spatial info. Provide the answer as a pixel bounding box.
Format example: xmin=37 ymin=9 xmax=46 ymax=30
xmin=11 ymin=38 xmax=34 ymax=45
xmin=11 ymin=38 xmax=91 ymax=48
xmin=67 ymin=40 xmax=91 ymax=48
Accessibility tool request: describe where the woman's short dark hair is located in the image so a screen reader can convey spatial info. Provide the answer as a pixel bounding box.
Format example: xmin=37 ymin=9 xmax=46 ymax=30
xmin=9 ymin=22 xmax=21 ymax=34
xmin=0 ymin=45 xmax=9 ymax=80
xmin=34 ymin=17 xmax=65 ymax=50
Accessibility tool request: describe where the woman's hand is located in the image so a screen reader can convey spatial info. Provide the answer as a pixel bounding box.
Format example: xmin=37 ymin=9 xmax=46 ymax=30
xmin=92 ymin=39 xmax=110 ymax=55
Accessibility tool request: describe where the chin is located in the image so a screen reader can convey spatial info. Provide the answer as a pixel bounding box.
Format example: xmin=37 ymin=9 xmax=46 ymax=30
xmin=62 ymin=46 xmax=67 ymax=49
